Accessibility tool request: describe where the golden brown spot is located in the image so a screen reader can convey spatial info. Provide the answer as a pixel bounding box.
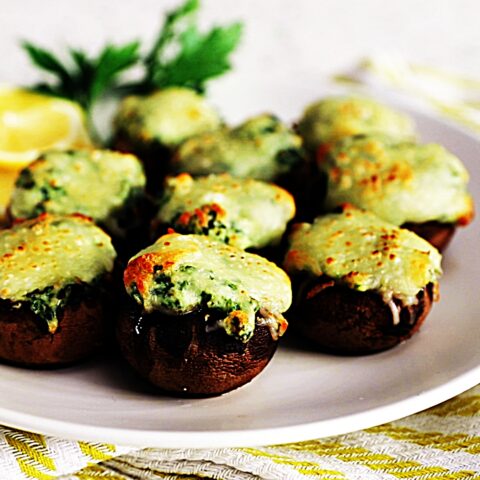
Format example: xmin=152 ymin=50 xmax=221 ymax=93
xmin=337 ymin=151 xmax=350 ymax=163
xmin=315 ymin=143 xmax=332 ymax=165
xmin=345 ymin=271 xmax=359 ymax=278
xmin=330 ymin=166 xmax=342 ymax=182
xmin=306 ymin=280 xmax=335 ymax=299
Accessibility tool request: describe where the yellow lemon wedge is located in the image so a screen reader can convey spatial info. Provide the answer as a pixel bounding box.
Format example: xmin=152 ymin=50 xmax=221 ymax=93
xmin=0 ymin=87 xmax=92 ymax=218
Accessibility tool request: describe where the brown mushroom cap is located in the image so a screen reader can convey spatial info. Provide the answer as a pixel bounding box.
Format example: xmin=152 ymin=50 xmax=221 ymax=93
xmin=113 ymin=133 xmax=171 ymax=196
xmin=0 ymin=281 xmax=111 ymax=367
xmin=290 ymin=276 xmax=434 ymax=355
xmin=116 ymin=299 xmax=279 ymax=396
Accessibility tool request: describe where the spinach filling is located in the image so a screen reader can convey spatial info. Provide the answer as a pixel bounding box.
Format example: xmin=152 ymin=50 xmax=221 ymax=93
xmin=23 ymin=275 xmax=107 ymax=334
xmin=130 ymin=265 xmax=259 ymax=342
xmin=171 ymin=207 xmax=242 ymax=245
xmin=276 ymin=147 xmax=304 ymax=167
xmin=15 ymin=169 xmax=36 ymax=190
xmin=15 ymin=168 xmax=68 ymax=218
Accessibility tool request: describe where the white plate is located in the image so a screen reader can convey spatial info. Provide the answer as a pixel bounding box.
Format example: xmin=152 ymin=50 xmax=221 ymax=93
xmin=0 ymin=88 xmax=479 ymax=449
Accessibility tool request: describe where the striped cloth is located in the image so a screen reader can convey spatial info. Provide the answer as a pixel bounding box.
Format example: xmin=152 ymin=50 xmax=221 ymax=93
xmin=1 ymin=58 xmax=480 ymax=479
xmin=0 ymin=384 xmax=478 ymax=479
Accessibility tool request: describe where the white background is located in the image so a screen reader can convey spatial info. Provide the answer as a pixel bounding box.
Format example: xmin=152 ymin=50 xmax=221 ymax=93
xmin=2 ymin=0 xmax=479 ymax=89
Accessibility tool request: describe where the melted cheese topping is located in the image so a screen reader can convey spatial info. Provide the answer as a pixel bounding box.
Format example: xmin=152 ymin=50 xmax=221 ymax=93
xmin=114 ymin=87 xmax=221 ymax=149
xmin=298 ymin=95 xmax=415 ymax=150
xmin=0 ymin=214 xmax=116 ymax=331
xmin=156 ymin=173 xmax=295 ymax=249
xmin=321 ymin=135 xmax=474 ymax=225
xmin=171 ymin=114 xmax=303 ymax=181
xmin=124 ymin=233 xmax=291 ymax=341
xmin=0 ymin=214 xmax=115 ymax=299
xmin=284 ymin=208 xmax=442 ymax=306
xmin=10 ymin=149 xmax=146 ymax=228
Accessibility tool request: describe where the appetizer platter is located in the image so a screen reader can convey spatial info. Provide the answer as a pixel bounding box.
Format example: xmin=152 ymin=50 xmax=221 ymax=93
xmin=0 ymin=0 xmax=479 ymax=447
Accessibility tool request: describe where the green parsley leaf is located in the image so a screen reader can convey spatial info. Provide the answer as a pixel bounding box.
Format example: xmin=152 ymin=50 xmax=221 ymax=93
xmin=151 ymin=22 xmax=243 ymax=92
xmin=22 ymin=40 xmax=140 ymax=114
xmin=136 ymin=0 xmax=242 ymax=93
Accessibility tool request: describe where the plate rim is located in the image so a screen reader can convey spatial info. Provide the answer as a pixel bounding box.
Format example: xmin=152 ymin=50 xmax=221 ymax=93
xmin=0 ymin=96 xmax=479 ymax=449
xmin=0 ymin=364 xmax=479 ymax=448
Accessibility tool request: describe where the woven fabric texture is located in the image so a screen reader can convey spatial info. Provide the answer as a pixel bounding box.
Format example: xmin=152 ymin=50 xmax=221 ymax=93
xmin=0 ymin=384 xmax=477 ymax=479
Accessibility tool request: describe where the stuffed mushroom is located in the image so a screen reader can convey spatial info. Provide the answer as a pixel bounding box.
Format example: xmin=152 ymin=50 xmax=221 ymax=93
xmin=297 ymin=95 xmax=415 ymax=153
xmin=113 ymin=87 xmax=221 ymax=192
xmin=8 ymin=149 xmax=150 ymax=256
xmin=316 ymin=134 xmax=474 ymax=250
xmin=151 ymin=173 xmax=295 ymax=256
xmin=0 ymin=214 xmax=117 ymax=366
xmin=283 ymin=206 xmax=442 ymax=354
xmin=119 ymin=233 xmax=291 ymax=396
xmin=170 ymin=113 xmax=305 ymax=185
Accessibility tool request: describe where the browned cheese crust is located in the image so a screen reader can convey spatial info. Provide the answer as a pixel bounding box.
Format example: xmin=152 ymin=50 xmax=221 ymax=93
xmin=291 ymin=276 xmax=434 ymax=355
xmin=116 ymin=300 xmax=279 ymax=396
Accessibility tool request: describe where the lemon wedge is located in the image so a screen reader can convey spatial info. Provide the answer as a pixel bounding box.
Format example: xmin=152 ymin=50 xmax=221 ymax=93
xmin=0 ymin=87 xmax=92 ymax=216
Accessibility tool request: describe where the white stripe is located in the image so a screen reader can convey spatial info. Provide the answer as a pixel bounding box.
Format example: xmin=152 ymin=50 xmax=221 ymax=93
xmin=392 ymin=413 xmax=480 ymax=437
xmin=339 ymin=429 xmax=480 ymax=472
xmin=44 ymin=437 xmax=91 ymax=474
xmin=116 ymin=446 xmax=398 ymax=480
xmin=120 ymin=448 xmax=310 ymax=480
xmin=109 ymin=457 xmax=256 ymax=480
xmin=0 ymin=429 xmax=27 ymax=480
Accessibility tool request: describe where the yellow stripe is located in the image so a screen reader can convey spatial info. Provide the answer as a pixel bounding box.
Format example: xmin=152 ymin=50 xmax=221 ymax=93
xmin=427 ymin=394 xmax=480 ymax=417
xmin=16 ymin=457 xmax=55 ymax=480
xmin=5 ymin=431 xmax=56 ymax=472
xmin=72 ymin=463 xmax=126 ymax=479
xmin=281 ymin=439 xmax=480 ymax=479
xmin=77 ymin=461 xmax=217 ymax=479
xmin=78 ymin=442 xmax=117 ymax=462
xmin=242 ymin=447 xmax=345 ymax=478
xmin=369 ymin=424 xmax=480 ymax=454
xmin=22 ymin=431 xmax=47 ymax=447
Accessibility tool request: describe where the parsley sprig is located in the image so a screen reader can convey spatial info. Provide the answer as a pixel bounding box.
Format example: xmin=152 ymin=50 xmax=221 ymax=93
xmin=23 ymin=0 xmax=242 ymax=118
xmin=22 ymin=41 xmax=141 ymax=114
xmin=135 ymin=0 xmax=243 ymax=94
